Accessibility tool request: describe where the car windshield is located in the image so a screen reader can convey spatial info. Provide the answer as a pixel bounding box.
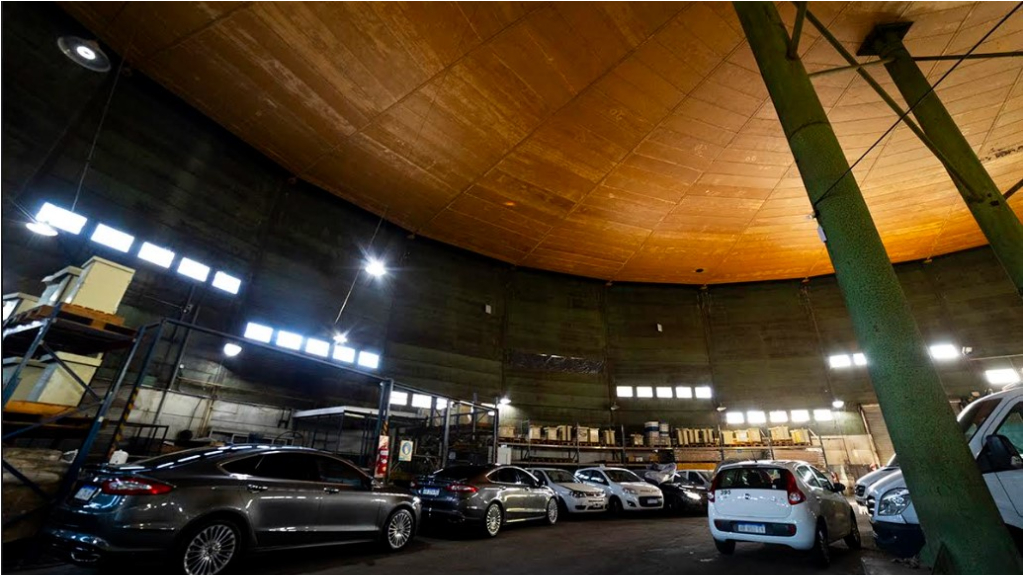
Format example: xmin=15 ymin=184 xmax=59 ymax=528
xmin=958 ymin=397 xmax=1001 ymax=443
xmin=605 ymin=469 xmax=642 ymax=483
xmin=431 ymin=465 xmax=487 ymax=480
xmin=543 ymin=470 xmax=576 ymax=483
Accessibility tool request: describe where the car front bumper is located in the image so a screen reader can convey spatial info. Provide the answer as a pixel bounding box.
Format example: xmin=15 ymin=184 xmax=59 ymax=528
xmin=623 ymin=495 xmax=663 ymax=510
xmin=871 ymin=520 xmax=925 ymax=558
xmin=563 ymin=494 xmax=607 ymax=513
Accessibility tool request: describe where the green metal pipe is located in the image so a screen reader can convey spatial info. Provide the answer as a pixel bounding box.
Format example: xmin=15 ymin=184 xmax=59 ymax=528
xmin=869 ymin=28 xmax=1023 ymax=295
xmin=733 ymin=3 xmax=1022 ymax=573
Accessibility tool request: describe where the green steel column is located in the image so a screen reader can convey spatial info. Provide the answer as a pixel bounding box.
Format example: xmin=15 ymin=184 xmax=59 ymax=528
xmin=867 ymin=24 xmax=1023 ymax=295
xmin=733 ymin=4 xmax=1021 ymax=573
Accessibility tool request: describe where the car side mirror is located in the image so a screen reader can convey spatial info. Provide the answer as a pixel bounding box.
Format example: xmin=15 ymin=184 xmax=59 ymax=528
xmin=832 ymin=483 xmax=846 ymax=493
xmin=979 ymin=434 xmax=1021 ymax=473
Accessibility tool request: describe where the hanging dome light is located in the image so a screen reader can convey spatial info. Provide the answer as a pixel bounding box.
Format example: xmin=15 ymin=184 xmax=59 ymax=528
xmin=25 ymin=221 xmax=58 ymax=236
xmin=57 ymin=36 xmax=111 ymax=72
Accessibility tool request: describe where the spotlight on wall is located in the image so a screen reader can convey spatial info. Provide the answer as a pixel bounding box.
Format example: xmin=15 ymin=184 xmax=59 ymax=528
xmin=365 ymin=258 xmax=387 ymax=277
xmin=57 ymin=36 xmax=111 ymax=72
xmin=715 ymin=405 xmax=727 ymax=412
xmin=223 ymin=343 xmax=242 ymax=357
xmin=333 ymin=332 xmax=348 ymax=345
xmin=832 ymin=399 xmax=845 ymax=409
xmin=498 ymin=396 xmax=511 ymax=406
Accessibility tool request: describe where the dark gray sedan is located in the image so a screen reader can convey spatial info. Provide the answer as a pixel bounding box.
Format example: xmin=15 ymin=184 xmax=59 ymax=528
xmin=45 ymin=445 xmax=421 ymax=574
xmin=412 ymin=465 xmax=558 ymax=537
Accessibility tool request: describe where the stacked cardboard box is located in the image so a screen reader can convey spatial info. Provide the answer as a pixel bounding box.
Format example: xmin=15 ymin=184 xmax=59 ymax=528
xmin=600 ymin=429 xmax=616 ymax=446
xmin=790 ymin=428 xmax=811 ymax=444
xmin=769 ymin=426 xmax=790 ymax=442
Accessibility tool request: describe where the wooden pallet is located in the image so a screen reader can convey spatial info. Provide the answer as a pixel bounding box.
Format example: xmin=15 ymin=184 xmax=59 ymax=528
xmin=15 ymin=303 xmax=127 ymax=331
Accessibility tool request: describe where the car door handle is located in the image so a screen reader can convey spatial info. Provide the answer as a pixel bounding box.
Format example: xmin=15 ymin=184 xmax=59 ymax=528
xmin=246 ymin=484 xmax=268 ymax=493
xmin=323 ymin=487 xmax=340 ymax=494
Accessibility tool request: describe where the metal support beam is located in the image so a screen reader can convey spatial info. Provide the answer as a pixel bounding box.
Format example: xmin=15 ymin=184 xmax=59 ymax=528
xmin=733 ymin=4 xmax=1022 ymax=574
xmin=1005 ymin=180 xmax=1022 ymax=199
xmin=866 ymin=23 xmax=1023 ymax=295
xmin=808 ymin=51 xmax=1022 ymax=77
xmin=787 ymin=2 xmax=807 ymax=60
xmin=441 ymin=402 xmax=451 ymax=468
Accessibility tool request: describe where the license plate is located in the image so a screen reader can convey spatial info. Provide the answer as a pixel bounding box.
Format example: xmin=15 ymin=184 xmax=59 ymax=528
xmin=737 ymin=523 xmax=766 ymax=534
xmin=74 ymin=485 xmax=98 ymax=501
xmin=421 ymin=488 xmax=440 ymax=496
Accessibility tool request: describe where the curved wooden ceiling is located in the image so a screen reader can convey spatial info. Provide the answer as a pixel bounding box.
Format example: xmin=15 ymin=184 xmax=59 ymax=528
xmin=63 ymin=1 xmax=1023 ymax=284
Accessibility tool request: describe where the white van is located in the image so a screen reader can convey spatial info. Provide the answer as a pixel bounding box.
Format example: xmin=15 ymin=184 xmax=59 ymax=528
xmin=867 ymin=386 xmax=1023 ymax=557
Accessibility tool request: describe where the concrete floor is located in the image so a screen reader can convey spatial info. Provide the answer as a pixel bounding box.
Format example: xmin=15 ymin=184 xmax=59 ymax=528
xmin=19 ymin=510 xmax=917 ymax=575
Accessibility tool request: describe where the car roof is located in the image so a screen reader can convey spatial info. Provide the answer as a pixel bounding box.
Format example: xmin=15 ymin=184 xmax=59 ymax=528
xmin=718 ymin=460 xmax=805 ymax=470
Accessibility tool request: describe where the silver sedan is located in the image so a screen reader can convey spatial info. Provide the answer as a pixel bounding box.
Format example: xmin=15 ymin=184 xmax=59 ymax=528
xmin=45 ymin=445 xmax=421 ymax=574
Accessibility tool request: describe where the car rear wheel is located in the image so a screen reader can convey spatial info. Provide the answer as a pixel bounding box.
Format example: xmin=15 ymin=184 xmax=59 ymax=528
xmin=178 ymin=518 xmax=242 ymax=575
xmin=383 ymin=508 xmax=415 ymax=551
xmin=843 ymin=511 xmax=862 ymax=550
xmin=483 ymin=502 xmax=503 ymax=538
xmin=544 ymin=498 xmax=559 ymax=525
xmin=811 ymin=521 xmax=831 ymax=568
xmin=714 ymin=539 xmax=735 ymax=555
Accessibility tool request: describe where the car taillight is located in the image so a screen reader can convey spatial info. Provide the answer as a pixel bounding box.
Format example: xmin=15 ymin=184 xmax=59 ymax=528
xmin=410 ymin=480 xmax=420 ymax=489
xmin=445 ymin=483 xmax=478 ymax=494
xmin=784 ymin=470 xmax=805 ymax=505
xmin=707 ymin=473 xmax=722 ymax=503
xmin=100 ymin=477 xmax=173 ymax=496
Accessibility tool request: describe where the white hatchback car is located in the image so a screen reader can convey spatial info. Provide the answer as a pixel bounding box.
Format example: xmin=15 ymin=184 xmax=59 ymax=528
xmin=575 ymin=467 xmax=664 ymax=513
xmin=708 ymin=460 xmax=860 ymax=567
xmin=528 ymin=468 xmax=607 ymax=514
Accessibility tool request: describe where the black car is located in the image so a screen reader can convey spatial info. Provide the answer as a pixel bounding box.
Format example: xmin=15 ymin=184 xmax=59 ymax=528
xmin=649 ymin=471 xmax=709 ymax=514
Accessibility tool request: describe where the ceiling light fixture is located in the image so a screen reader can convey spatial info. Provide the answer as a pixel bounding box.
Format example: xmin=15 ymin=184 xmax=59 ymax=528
xmin=222 ymin=343 xmax=242 ymax=357
xmin=832 ymin=399 xmax=845 ymax=409
xmin=26 ymin=221 xmax=58 ymax=236
xmin=333 ymin=332 xmax=348 ymax=345
xmin=57 ymin=36 xmax=111 ymax=72
xmin=498 ymin=396 xmax=511 ymax=406
xmin=365 ymin=258 xmax=386 ymax=277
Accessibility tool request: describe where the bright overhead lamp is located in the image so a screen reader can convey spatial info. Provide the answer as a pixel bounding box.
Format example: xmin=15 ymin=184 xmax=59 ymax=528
xmin=829 ymin=354 xmax=851 ymax=368
xmin=357 ymin=351 xmax=380 ymax=369
xmin=57 ymin=36 xmax=111 ymax=72
xmin=694 ymin=386 xmax=712 ymax=399
xmin=333 ymin=332 xmax=348 ymax=345
xmin=853 ymin=353 xmax=867 ymax=366
xmin=498 ymin=396 xmax=511 ymax=406
xmin=35 ymin=202 xmax=87 ymax=234
xmin=791 ymin=409 xmax=810 ymax=423
xmin=929 ymin=343 xmax=960 ymax=361
xmin=676 ymin=386 xmax=693 ymax=399
xmin=305 ymin=338 xmax=330 ymax=357
xmin=26 ymin=222 xmax=58 ymax=236
xmin=332 ymin=345 xmax=356 ymax=363
xmin=177 ymin=257 xmax=210 ymax=282
xmin=222 ymin=343 xmax=242 ymax=357
xmin=138 ymin=242 xmax=175 ymax=268
xmin=656 ymin=386 xmax=673 ymax=399
xmin=275 ymin=331 xmax=303 ymax=351
xmin=243 ymin=322 xmax=273 ymax=343
xmin=90 ymin=223 xmax=134 ymax=252
xmin=813 ymin=409 xmax=834 ymax=421
xmin=769 ymin=410 xmax=788 ymax=423
xmin=390 ymin=391 xmax=408 ymax=406
xmin=725 ymin=411 xmax=745 ymax=425
xmin=636 ymin=386 xmax=654 ymax=398
xmin=212 ymin=271 xmax=242 ymax=294
xmin=985 ymin=368 xmax=1020 ymax=385
xmin=615 ymin=386 xmax=633 ymax=398
xmin=365 ymin=258 xmax=387 ymax=277
xmin=747 ymin=410 xmax=766 ymax=424
xmin=832 ymin=399 xmax=845 ymax=409
xmin=412 ymin=394 xmax=432 ymax=409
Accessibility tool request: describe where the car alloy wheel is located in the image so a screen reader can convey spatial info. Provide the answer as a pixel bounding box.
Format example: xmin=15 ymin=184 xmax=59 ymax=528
xmin=844 ymin=511 xmax=862 ymax=550
xmin=812 ymin=523 xmax=830 ymax=568
xmin=485 ymin=503 xmax=503 ymax=537
xmin=183 ymin=523 xmax=238 ymax=575
xmin=545 ymin=499 xmax=558 ymax=525
xmin=386 ymin=509 xmax=414 ymax=550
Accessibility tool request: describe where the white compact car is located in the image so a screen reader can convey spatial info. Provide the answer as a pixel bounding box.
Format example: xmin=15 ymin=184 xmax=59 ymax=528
xmin=528 ymin=468 xmax=607 ymax=514
xmin=575 ymin=467 xmax=664 ymax=513
xmin=869 ymin=386 xmax=1022 ymax=558
xmin=708 ymin=460 xmax=860 ymax=567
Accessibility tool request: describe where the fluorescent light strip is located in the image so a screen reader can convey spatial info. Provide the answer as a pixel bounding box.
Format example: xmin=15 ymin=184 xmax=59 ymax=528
xmin=90 ymin=223 xmax=134 ymax=252
xmin=357 ymin=351 xmax=380 ymax=369
xmin=177 ymin=257 xmax=210 ymax=282
xmin=243 ymin=322 xmax=273 ymax=343
xmin=212 ymin=271 xmax=242 ymax=294
xmin=305 ymin=338 xmax=330 ymax=357
xmin=36 ymin=202 xmax=87 ymax=234
xmin=275 ymin=330 xmax=303 ymax=351
xmin=138 ymin=242 xmax=175 ymax=268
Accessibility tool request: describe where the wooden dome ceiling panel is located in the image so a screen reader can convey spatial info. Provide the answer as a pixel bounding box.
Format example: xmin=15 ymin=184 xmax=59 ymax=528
xmin=61 ymin=1 xmax=1023 ymax=283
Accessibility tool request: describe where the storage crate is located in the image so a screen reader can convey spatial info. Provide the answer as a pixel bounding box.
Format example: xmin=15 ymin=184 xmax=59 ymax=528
xmin=555 ymin=425 xmax=570 ymax=442
xmin=542 ymin=427 xmax=559 ymax=441
xmin=629 ymin=433 xmax=644 ymax=447
xmin=529 ymin=426 xmax=543 ymax=440
xmin=498 ymin=425 xmax=517 ymax=439
xmin=575 ymin=426 xmax=590 ymax=443
xmin=600 ymin=429 xmax=616 ymax=446
xmin=746 ymin=428 xmax=763 ymax=444
xmin=588 ymin=428 xmax=600 ymax=444
xmin=722 ymin=430 xmax=738 ymax=445
xmin=790 ymin=428 xmax=811 ymax=444
xmin=769 ymin=426 xmax=790 ymax=441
